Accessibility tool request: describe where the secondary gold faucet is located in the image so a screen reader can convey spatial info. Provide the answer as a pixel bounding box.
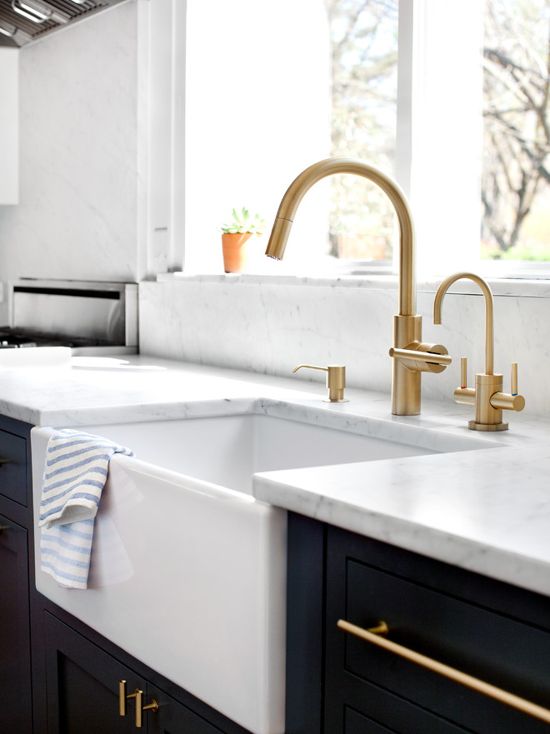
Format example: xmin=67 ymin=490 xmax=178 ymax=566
xmin=266 ymin=157 xmax=450 ymax=415
xmin=434 ymin=272 xmax=525 ymax=431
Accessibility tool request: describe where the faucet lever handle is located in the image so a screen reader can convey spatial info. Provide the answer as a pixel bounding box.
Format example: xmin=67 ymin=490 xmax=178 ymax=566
xmin=460 ymin=356 xmax=468 ymax=389
xmin=511 ymin=362 xmax=518 ymax=396
xmin=453 ymin=355 xmax=476 ymax=407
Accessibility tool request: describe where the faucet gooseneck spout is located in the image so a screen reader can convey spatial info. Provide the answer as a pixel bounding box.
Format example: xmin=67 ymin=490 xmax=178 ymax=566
xmin=434 ymin=271 xmax=494 ymax=375
xmin=265 ymin=157 xmax=450 ymax=416
xmin=266 ymin=158 xmax=415 ymax=317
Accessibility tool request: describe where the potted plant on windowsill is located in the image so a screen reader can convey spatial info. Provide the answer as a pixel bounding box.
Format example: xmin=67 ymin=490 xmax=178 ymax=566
xmin=221 ymin=207 xmax=266 ymax=273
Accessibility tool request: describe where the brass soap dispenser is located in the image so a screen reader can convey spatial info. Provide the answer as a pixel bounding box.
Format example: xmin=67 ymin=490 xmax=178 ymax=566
xmin=434 ymin=272 xmax=525 ymax=431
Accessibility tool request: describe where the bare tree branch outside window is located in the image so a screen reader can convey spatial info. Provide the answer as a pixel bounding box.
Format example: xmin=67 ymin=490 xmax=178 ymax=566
xmin=328 ymin=0 xmax=549 ymax=265
xmin=482 ymin=0 xmax=550 ymax=261
xmin=327 ymin=0 xmax=398 ymax=262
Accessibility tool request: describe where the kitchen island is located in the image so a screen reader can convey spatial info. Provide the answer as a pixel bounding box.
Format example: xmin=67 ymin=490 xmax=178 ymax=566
xmin=1 ymin=354 xmax=549 ymax=733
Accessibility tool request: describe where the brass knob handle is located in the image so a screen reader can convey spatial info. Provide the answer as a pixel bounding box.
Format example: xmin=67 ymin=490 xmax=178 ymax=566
xmin=292 ymin=363 xmax=347 ymax=402
xmin=338 ymin=619 xmax=550 ymax=725
xmin=133 ymin=689 xmax=159 ymax=729
xmin=0 ymin=524 xmax=10 ymax=533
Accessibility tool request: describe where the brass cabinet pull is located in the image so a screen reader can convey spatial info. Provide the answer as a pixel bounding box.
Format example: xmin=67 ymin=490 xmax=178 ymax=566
xmin=0 ymin=525 xmax=10 ymax=532
xmin=0 ymin=458 xmax=11 ymax=466
xmin=133 ymin=689 xmax=159 ymax=729
xmin=118 ymin=680 xmax=140 ymax=718
xmin=337 ymin=619 xmax=550 ymax=725
xmin=118 ymin=682 xmax=158 ymax=726
xmin=119 ymin=680 xmax=129 ymax=717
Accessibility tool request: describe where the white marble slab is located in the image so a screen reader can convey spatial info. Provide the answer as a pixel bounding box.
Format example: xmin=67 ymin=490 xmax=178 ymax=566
xmin=139 ymin=277 xmax=550 ymax=416
xmin=6 ymin=353 xmax=550 ymax=597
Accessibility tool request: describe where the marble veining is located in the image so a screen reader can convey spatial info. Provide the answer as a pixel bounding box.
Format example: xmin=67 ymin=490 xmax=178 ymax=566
xmin=3 ymin=353 xmax=550 ymax=598
xmin=140 ymin=278 xmax=550 ymax=416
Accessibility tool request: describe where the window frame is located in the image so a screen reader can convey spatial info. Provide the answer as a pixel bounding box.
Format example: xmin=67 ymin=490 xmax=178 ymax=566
xmin=171 ymin=0 xmax=549 ymax=284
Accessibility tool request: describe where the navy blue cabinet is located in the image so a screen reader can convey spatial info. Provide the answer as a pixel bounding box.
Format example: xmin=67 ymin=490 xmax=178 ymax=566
xmin=43 ymin=612 xmax=226 ymax=733
xmin=286 ymin=513 xmax=550 ymax=734
xmin=0 ymin=416 xmax=34 ymax=734
xmin=0 ymin=514 xmax=32 ymax=733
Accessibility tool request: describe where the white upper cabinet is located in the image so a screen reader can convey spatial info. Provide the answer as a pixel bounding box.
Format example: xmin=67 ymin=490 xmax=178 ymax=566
xmin=0 ymin=48 xmax=18 ymax=205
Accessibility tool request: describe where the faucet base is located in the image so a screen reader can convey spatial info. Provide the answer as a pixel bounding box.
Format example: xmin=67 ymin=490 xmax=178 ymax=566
xmin=468 ymin=420 xmax=509 ymax=432
xmin=392 ymin=315 xmax=422 ymax=416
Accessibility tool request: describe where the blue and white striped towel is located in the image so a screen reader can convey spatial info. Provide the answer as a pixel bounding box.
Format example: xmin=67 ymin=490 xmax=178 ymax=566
xmin=39 ymin=428 xmax=133 ymax=590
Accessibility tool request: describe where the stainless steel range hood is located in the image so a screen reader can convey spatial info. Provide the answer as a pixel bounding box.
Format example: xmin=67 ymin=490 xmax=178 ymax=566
xmin=0 ymin=0 xmax=126 ymax=46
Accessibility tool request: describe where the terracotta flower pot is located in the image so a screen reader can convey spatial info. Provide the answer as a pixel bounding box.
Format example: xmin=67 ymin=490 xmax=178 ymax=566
xmin=222 ymin=232 xmax=253 ymax=273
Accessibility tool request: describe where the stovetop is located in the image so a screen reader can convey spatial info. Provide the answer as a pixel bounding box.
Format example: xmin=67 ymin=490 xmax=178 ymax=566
xmin=0 ymin=327 xmax=114 ymax=350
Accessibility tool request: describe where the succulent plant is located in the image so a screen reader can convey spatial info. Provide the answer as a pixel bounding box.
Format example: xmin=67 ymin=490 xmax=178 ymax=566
xmin=221 ymin=207 xmax=266 ymax=235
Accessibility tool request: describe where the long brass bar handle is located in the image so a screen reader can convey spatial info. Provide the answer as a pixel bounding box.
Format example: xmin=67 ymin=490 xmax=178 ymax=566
xmin=337 ymin=619 xmax=550 ymax=725
xmin=134 ymin=689 xmax=159 ymax=728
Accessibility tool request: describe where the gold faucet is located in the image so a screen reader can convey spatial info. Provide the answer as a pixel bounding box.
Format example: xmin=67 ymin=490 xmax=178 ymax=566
xmin=266 ymin=157 xmax=450 ymax=415
xmin=434 ymin=272 xmax=525 ymax=431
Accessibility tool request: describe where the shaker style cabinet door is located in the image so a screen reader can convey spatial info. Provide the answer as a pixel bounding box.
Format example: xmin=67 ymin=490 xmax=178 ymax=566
xmin=147 ymin=685 xmax=224 ymax=734
xmin=43 ymin=612 xmax=147 ymax=734
xmin=0 ymin=516 xmax=32 ymax=734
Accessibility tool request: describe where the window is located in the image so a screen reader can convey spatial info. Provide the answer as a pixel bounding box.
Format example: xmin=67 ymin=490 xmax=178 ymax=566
xmin=481 ymin=0 xmax=550 ymax=266
xmin=327 ymin=0 xmax=398 ymax=264
xmin=183 ymin=0 xmax=550 ymax=278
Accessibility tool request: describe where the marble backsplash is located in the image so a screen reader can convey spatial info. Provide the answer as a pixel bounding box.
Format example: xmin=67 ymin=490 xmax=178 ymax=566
xmin=139 ymin=276 xmax=550 ymax=417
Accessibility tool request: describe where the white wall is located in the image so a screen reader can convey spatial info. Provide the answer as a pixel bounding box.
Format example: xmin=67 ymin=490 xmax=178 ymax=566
xmin=184 ymin=0 xmax=331 ymax=274
xmin=0 ymin=48 xmax=18 ymax=205
xmin=0 ymin=1 xmax=142 ymax=323
xmin=140 ymin=277 xmax=550 ymax=417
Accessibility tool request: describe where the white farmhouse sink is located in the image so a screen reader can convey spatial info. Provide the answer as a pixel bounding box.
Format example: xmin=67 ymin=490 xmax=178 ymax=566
xmin=31 ymin=409 xmax=488 ymax=734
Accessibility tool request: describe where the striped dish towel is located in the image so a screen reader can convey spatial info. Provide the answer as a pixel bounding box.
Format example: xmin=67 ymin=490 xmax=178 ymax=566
xmin=39 ymin=428 xmax=133 ymax=590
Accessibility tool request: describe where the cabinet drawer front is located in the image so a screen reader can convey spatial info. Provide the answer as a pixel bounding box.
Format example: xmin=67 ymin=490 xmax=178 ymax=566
xmin=0 ymin=431 xmax=28 ymax=506
xmin=326 ymin=532 xmax=550 ymax=733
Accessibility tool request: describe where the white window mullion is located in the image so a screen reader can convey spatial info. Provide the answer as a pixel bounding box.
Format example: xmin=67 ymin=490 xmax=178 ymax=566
xmin=396 ymin=0 xmax=484 ymax=281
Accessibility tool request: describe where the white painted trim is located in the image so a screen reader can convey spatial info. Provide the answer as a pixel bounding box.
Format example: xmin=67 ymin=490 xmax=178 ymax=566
xmin=0 ymin=48 xmax=19 ymax=205
xmin=170 ymin=0 xmax=186 ymax=272
xmin=136 ymin=0 xmax=151 ymax=281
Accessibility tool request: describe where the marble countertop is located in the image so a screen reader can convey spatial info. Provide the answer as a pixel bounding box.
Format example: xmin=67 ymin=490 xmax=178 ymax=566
xmin=3 ymin=353 xmax=550 ymax=596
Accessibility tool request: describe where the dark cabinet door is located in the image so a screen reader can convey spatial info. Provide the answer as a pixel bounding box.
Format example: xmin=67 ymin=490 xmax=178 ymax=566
xmin=148 ymin=685 xmax=224 ymax=734
xmin=0 ymin=515 xmax=32 ymax=734
xmin=44 ymin=611 xmax=147 ymax=734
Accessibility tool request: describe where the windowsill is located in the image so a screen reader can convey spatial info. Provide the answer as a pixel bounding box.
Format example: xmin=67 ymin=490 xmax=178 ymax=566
xmin=154 ymin=271 xmax=550 ymax=299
